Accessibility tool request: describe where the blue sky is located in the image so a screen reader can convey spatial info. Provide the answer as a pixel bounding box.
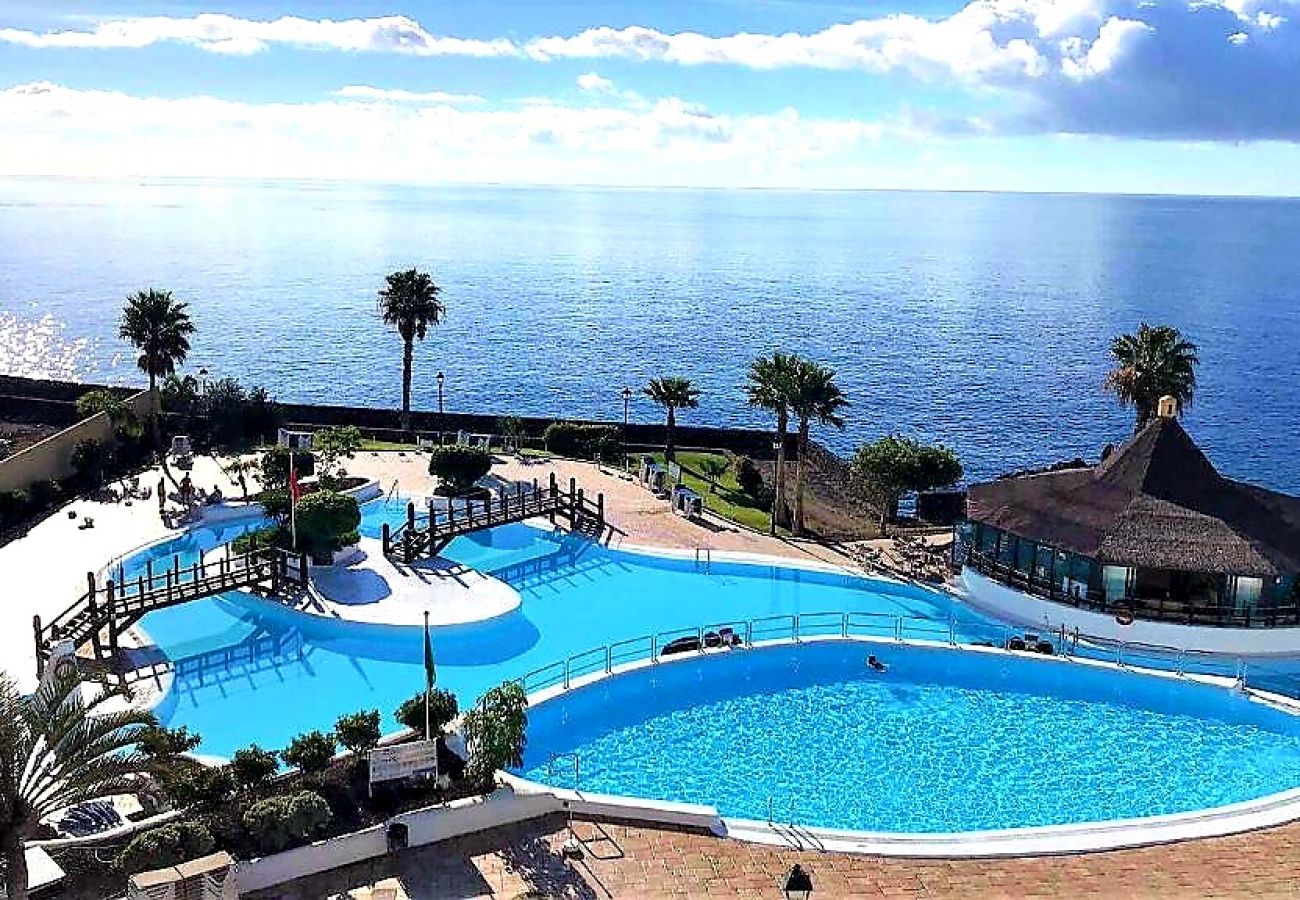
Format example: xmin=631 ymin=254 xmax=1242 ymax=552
xmin=3 ymin=1 xmax=1300 ymax=194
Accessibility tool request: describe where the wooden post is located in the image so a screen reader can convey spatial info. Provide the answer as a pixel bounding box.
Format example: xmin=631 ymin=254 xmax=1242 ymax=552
xmin=33 ymin=615 xmax=44 ymax=679
xmin=407 ymin=501 xmax=416 ymax=533
xmin=107 ymin=580 xmax=123 ymax=686
xmin=403 ymin=531 xmax=413 ymax=565
xmin=575 ymin=488 xmax=585 ymax=529
xmin=137 ymin=575 xmax=145 ymax=606
xmin=146 ymin=559 xmax=154 ymax=587
xmin=298 ymin=552 xmax=308 ymax=585
xmin=597 ymin=492 xmax=605 ymax=527
xmin=516 ymin=481 xmax=524 ymax=515
xmin=166 ymin=569 xmax=173 ymax=606
xmin=548 ymin=474 xmax=558 ymax=524
xmin=447 ymin=502 xmax=456 ymax=531
xmin=382 ymin=522 xmax=391 ymax=555
xmin=86 ymin=575 xmax=103 ymax=659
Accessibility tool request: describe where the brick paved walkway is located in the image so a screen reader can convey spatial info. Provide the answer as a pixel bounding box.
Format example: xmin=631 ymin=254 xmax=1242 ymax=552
xmin=249 ymin=813 xmax=1300 ymax=899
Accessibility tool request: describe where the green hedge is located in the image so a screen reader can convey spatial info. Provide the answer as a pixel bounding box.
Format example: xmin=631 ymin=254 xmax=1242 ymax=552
xmin=543 ymin=422 xmax=619 ymax=460
xmin=242 ymin=791 xmax=332 ymax=854
xmin=428 ymin=444 xmax=493 ymax=495
xmin=117 ymin=821 xmax=215 ymax=875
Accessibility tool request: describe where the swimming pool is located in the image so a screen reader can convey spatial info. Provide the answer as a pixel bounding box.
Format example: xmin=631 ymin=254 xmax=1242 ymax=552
xmin=136 ymin=498 xmax=982 ymax=758
xmin=519 ymin=641 xmax=1300 ymax=833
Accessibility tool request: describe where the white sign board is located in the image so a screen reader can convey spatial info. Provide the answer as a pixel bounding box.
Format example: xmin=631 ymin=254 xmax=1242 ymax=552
xmin=369 ymin=740 xmax=438 ymax=785
xmin=667 ymin=462 xmax=682 ymax=482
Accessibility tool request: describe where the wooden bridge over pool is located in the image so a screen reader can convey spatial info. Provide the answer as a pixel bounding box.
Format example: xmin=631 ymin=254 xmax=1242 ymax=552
xmin=383 ymin=474 xmax=606 ymax=563
xmin=34 ymin=546 xmax=309 ymax=679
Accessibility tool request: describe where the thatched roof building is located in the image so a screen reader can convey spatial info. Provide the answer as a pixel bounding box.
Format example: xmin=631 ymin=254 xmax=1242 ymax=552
xmin=963 ymin=399 xmax=1300 ymax=629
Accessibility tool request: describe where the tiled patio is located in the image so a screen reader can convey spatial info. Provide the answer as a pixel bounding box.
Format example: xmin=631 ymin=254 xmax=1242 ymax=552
xmin=246 ymin=813 xmax=1300 ymax=899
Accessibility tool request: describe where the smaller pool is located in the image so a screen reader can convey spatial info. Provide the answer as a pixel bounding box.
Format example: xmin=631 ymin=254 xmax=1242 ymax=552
xmin=519 ymin=642 xmax=1300 ymax=833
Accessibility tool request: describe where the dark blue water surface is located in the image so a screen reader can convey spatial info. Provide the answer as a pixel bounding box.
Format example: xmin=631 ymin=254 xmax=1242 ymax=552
xmin=3 ymin=178 xmax=1298 ymax=489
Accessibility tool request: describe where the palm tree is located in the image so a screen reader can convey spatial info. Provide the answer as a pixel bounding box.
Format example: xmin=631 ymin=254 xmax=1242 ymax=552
xmin=643 ymin=377 xmax=700 ymax=463
xmin=1103 ymin=323 xmax=1199 ymax=431
xmin=1 ymin=669 xmax=155 ymax=899
xmin=744 ymin=352 xmax=798 ymax=535
xmin=788 ymin=360 xmax=848 ymax=536
xmin=377 ymin=269 xmax=445 ymax=436
xmin=119 ymin=289 xmax=196 ymax=451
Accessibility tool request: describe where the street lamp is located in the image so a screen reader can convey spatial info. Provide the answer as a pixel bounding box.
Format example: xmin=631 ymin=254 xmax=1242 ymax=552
xmin=770 ymin=439 xmax=782 ymax=537
xmin=198 ymin=366 xmax=209 ymax=393
xmin=621 ymin=386 xmax=632 ymax=427
xmin=436 ymin=371 xmax=445 ymax=416
xmin=782 ymin=863 xmax=813 ymax=899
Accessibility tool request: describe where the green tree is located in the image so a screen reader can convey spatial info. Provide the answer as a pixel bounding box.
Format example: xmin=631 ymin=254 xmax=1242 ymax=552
xmin=395 ymin=688 xmax=459 ymax=736
xmin=428 ymin=444 xmax=493 ymax=495
xmin=119 ymin=289 xmax=196 ymax=451
xmin=117 ymin=821 xmax=214 ymax=876
xmin=242 ymin=791 xmax=331 ymax=854
xmin=136 ymin=723 xmax=201 ymax=758
xmin=75 ymin=389 xmax=142 ymax=442
xmin=159 ymin=374 xmax=200 ymax=417
xmin=643 ymin=377 xmax=700 ymax=464
xmin=378 ymin=269 xmax=445 ymax=436
xmin=788 ymin=360 xmax=848 ymax=536
xmin=334 ymin=710 xmax=381 ymax=757
xmin=0 ymin=669 xmax=154 ymax=900
xmin=462 ymin=682 xmax=528 ymax=790
xmin=281 ymin=730 xmax=337 ymax=776
xmin=223 ymin=458 xmax=258 ymax=503
xmin=70 ymin=438 xmax=112 ymax=488
xmin=230 ymin=745 xmax=280 ymax=791
xmin=697 ymin=457 xmax=729 ymax=493
xmin=1103 ymin=323 xmax=1200 ymax=431
xmin=294 ymin=491 xmax=361 ymax=562
xmin=314 ymin=426 xmax=363 ymax=483
xmin=745 ymin=352 xmax=798 ymax=533
xmin=851 ymin=435 xmax=963 ymax=532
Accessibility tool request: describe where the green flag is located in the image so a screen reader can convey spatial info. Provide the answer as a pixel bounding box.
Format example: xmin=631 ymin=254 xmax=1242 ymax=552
xmin=424 ymin=618 xmax=436 ymax=691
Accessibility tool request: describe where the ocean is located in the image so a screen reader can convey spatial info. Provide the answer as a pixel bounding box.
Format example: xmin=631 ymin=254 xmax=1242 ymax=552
xmin=2 ymin=177 xmax=1298 ymax=491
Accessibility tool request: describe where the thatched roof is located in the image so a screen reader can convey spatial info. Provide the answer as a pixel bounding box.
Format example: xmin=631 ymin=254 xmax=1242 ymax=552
xmin=968 ymin=415 xmax=1300 ymax=576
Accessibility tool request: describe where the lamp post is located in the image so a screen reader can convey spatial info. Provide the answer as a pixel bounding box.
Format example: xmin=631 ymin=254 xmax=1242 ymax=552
xmin=622 ymin=386 xmax=631 ymax=428
xmin=782 ymin=863 xmax=813 ymax=899
xmin=198 ymin=366 xmax=209 ymax=393
xmin=436 ymin=371 xmax=445 ymax=416
xmin=770 ymin=439 xmax=782 ymax=537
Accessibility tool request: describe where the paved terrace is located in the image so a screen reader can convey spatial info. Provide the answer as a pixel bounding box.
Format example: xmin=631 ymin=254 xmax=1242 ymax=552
xmin=247 ymin=812 xmax=1300 ymax=899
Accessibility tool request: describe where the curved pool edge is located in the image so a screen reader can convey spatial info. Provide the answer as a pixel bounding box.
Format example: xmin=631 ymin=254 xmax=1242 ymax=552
xmin=514 ymin=634 xmax=1300 ymax=857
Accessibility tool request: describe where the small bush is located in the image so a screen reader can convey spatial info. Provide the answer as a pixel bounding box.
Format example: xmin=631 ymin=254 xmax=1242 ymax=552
xmin=231 ymin=744 xmax=280 ymax=790
xmin=281 ymin=730 xmax=338 ymax=775
xmin=258 ymin=445 xmax=316 ymax=492
xmin=543 ymin=422 xmax=618 ymax=460
xmin=335 ymin=709 xmax=381 ymax=756
xmin=137 ymin=723 xmax=202 ymax=757
xmin=734 ymin=456 xmax=765 ymax=497
xmin=0 ymin=489 xmax=30 ymax=526
xmin=462 ymin=681 xmax=528 ymax=789
xmin=230 ymin=524 xmax=284 ymax=556
xmin=242 ymin=791 xmax=332 ymax=855
xmin=163 ymin=764 xmax=234 ymax=809
xmin=395 ymin=688 xmax=459 ymax=736
xmin=428 ymin=444 xmax=493 ymax=495
xmin=27 ymin=479 xmax=63 ymax=511
xmin=295 ymin=490 xmax=361 ymax=562
xmin=117 ymin=821 xmax=214 ymax=875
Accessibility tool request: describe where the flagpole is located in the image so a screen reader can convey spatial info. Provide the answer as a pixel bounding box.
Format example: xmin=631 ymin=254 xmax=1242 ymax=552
xmin=423 ymin=610 xmax=431 ymax=743
xmin=289 ymin=450 xmax=298 ymax=551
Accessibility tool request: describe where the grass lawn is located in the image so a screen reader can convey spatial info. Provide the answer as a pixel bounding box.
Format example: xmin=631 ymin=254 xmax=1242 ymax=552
xmin=634 ymin=450 xmax=773 ymax=533
xmin=359 ymin=439 xmax=420 ymax=451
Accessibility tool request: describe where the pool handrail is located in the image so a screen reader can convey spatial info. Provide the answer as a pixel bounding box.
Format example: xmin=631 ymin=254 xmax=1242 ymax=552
xmin=514 ymin=610 xmax=1300 ymax=701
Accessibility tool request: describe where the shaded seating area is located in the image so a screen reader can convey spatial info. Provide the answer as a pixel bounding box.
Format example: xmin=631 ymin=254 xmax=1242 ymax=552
xmin=961 ymin=400 xmax=1300 ymax=629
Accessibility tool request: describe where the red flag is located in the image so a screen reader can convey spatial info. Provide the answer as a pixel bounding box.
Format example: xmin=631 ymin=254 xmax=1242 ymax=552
xmin=289 ymin=458 xmax=302 ymax=504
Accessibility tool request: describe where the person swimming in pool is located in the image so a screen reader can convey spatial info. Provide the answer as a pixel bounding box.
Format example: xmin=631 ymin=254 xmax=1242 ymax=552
xmin=867 ymin=655 xmax=887 ymax=672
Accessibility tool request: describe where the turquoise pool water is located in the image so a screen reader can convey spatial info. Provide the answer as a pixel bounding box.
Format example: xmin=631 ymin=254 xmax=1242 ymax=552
xmin=520 ymin=641 xmax=1300 ymax=832
xmin=137 ymin=498 xmax=979 ymax=758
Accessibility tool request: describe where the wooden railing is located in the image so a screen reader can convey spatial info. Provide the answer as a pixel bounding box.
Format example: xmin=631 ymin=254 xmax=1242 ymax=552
xmin=965 ymin=550 xmax=1300 ymax=629
xmin=383 ymin=474 xmax=604 ymax=564
xmin=34 ymin=546 xmax=309 ymax=676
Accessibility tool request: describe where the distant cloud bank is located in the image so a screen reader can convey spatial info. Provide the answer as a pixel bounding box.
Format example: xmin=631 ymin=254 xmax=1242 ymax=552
xmin=2 ymin=2 xmax=1299 ymax=140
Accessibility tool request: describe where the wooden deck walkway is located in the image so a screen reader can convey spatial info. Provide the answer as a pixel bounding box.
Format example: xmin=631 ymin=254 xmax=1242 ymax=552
xmin=383 ymin=474 xmax=605 ymax=563
xmin=34 ymin=546 xmax=308 ymax=679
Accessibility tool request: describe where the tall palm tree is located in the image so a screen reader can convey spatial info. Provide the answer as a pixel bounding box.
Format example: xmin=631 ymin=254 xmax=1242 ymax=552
xmin=1103 ymin=323 xmax=1200 ymax=431
xmin=377 ymin=269 xmax=445 ymax=436
xmin=744 ymin=352 xmax=799 ymax=535
xmin=789 ymin=360 xmax=848 ymax=536
xmin=1 ymin=669 xmax=155 ymax=899
xmin=119 ymin=289 xmax=195 ymax=451
xmin=643 ymin=377 xmax=700 ymax=464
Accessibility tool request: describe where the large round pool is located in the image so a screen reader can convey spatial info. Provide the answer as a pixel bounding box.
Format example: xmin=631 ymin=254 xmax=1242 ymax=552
xmin=519 ymin=641 xmax=1300 ymax=832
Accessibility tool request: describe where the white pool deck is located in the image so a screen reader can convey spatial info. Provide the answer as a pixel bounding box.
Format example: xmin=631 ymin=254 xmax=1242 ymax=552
xmin=305 ymin=536 xmax=520 ymax=627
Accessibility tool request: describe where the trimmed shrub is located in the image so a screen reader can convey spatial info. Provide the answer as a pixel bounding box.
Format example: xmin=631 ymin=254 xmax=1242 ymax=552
xmin=542 ymin=422 xmax=618 ymax=460
xmin=335 ymin=709 xmax=381 ymax=756
xmin=230 ymin=524 xmax=284 ymax=556
xmin=258 ymin=445 xmax=316 ymax=492
xmin=242 ymin=791 xmax=332 ymax=855
xmin=231 ymin=744 xmax=280 ymax=791
xmin=281 ymin=730 xmax=338 ymax=775
xmin=295 ymin=490 xmax=361 ymax=562
xmin=117 ymin=821 xmax=214 ymax=875
xmin=163 ymin=764 xmax=234 ymax=809
xmin=428 ymin=444 xmax=493 ymax=495
xmin=395 ymin=688 xmax=459 ymax=737
xmin=137 ymin=723 xmax=201 ymax=757
xmin=734 ymin=456 xmax=765 ymax=497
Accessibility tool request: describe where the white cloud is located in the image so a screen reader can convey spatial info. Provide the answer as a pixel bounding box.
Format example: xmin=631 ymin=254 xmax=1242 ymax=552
xmin=0 ymin=14 xmax=513 ymax=57
xmin=334 ymin=85 xmax=483 ymax=104
xmin=576 ymin=72 xmax=616 ymax=94
xmin=0 ymin=81 xmax=897 ymax=189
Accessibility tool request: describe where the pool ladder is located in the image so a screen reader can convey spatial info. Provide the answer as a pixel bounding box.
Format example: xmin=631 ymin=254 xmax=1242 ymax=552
xmin=695 ymin=547 xmax=712 ymax=572
xmin=765 ymin=796 xmax=825 ymax=852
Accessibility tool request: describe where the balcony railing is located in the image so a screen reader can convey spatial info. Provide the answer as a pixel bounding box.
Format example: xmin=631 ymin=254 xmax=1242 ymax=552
xmin=965 ymin=550 xmax=1300 ymax=629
